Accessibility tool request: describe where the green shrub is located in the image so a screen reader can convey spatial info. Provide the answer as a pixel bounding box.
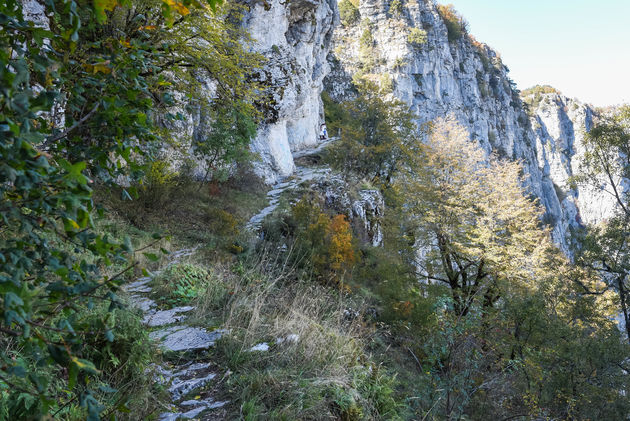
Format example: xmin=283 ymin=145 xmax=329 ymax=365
xmin=379 ymin=73 xmax=394 ymax=92
xmin=389 ymin=0 xmax=403 ymax=16
xmin=151 ymin=263 xmax=220 ymax=307
xmin=437 ymin=4 xmax=467 ymax=42
xmin=138 ymin=159 xmax=180 ymax=208
xmin=339 ymin=0 xmax=360 ymax=25
xmin=407 ymin=27 xmax=427 ymax=47
xmin=360 ymin=26 xmax=372 ymax=48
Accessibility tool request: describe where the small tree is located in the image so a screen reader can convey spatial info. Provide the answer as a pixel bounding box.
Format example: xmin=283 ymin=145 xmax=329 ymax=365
xmin=396 ymin=117 xmax=553 ymax=315
xmin=572 ymin=106 xmax=630 ymax=341
xmin=437 ymin=4 xmax=468 ymax=42
xmin=325 ymin=81 xmax=416 ymax=184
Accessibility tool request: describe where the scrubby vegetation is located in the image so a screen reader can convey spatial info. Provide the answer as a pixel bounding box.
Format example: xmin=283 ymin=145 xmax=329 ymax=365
xmin=389 ymin=0 xmax=403 ymax=17
xmin=339 ymin=0 xmax=361 ymax=26
xmin=522 ymin=85 xmax=562 ymax=111
xmin=407 ymin=27 xmax=428 ymax=47
xmin=437 ymin=4 xmax=468 ymax=42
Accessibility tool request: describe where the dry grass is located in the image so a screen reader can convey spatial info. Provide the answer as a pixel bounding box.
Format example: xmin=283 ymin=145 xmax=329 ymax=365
xmin=187 ymin=246 xmax=399 ymax=419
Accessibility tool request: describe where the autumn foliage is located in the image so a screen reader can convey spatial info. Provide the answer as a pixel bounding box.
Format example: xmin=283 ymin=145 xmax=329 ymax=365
xmin=291 ymin=198 xmax=357 ymax=288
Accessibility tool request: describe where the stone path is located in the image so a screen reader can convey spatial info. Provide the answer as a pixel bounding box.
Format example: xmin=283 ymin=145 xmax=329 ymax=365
xmin=123 ymin=138 xmax=338 ymax=419
xmin=124 ymin=248 xmax=229 ymax=420
xmin=246 ymin=137 xmax=338 ymax=230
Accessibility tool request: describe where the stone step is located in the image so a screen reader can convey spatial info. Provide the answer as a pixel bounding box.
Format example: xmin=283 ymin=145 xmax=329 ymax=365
xmin=129 ymin=295 xmax=156 ymax=312
xmin=124 ymin=277 xmax=153 ymax=293
xmin=144 ymin=306 xmax=194 ymax=327
xmin=150 ymin=327 xmax=227 ymax=352
xmin=159 ymin=399 xmax=228 ymax=421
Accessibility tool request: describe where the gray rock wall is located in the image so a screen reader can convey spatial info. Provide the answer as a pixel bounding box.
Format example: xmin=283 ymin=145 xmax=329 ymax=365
xmin=243 ymin=0 xmax=338 ymax=183
xmin=321 ymin=0 xmax=608 ymax=251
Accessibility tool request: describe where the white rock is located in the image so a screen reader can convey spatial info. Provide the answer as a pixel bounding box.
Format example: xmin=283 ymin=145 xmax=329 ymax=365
xmin=249 ymin=343 xmax=270 ymax=352
xmin=150 ymin=327 xmax=227 ymax=352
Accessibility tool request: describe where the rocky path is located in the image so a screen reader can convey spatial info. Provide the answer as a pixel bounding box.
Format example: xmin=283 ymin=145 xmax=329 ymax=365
xmin=246 ymin=137 xmax=338 ymax=230
xmin=125 ymin=248 xmax=229 ymax=420
xmin=122 ymin=138 xmax=338 ymax=419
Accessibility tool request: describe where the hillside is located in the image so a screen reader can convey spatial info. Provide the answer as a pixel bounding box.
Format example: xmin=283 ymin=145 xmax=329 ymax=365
xmin=2 ymin=0 xmax=630 ymax=420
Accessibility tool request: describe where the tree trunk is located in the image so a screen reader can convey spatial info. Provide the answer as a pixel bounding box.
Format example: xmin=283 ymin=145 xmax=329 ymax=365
xmin=618 ymin=276 xmax=630 ymax=343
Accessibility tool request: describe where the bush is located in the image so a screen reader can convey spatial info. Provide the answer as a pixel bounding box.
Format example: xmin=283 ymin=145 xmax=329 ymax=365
xmin=138 ymin=159 xmax=180 ymax=208
xmin=389 ymin=0 xmax=403 ymax=16
xmin=291 ymin=198 xmax=357 ymax=288
xmin=407 ymin=27 xmax=427 ymax=47
xmin=437 ymin=4 xmax=467 ymax=42
xmin=339 ymin=0 xmax=360 ymax=25
xmin=151 ymin=263 xmax=219 ymax=307
xmin=379 ymin=73 xmax=394 ymax=92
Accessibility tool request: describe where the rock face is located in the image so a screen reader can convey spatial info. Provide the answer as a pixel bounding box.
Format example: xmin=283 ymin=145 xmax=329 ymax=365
xmin=318 ymin=0 xmax=610 ymax=250
xmin=242 ymin=0 xmax=338 ymax=183
xmin=237 ymin=0 xmax=611 ymax=249
xmin=526 ymin=90 xmax=619 ymax=247
xmin=529 ymin=91 xmax=616 ymax=226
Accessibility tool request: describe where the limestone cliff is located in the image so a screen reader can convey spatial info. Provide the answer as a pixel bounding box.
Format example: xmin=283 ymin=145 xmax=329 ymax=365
xmin=242 ymin=0 xmax=337 ymax=183
xmin=526 ymin=89 xmax=618 ymax=239
xmin=242 ymin=0 xmax=611 ymax=250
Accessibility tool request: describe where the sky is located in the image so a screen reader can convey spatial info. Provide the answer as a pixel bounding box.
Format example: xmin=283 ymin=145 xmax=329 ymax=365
xmin=437 ymin=0 xmax=630 ymax=107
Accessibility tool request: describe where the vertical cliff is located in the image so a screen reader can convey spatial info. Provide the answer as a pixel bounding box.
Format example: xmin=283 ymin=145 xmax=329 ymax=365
xmin=526 ymin=89 xmax=618 ymax=234
xmin=241 ymin=0 xmax=338 ymax=182
xmin=320 ymin=0 xmax=614 ymax=250
xmin=238 ymin=0 xmax=613 ymax=250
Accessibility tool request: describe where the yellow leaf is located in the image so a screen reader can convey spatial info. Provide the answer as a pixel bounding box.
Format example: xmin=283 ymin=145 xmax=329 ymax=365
xmin=120 ymin=39 xmax=131 ymax=48
xmin=194 ymin=395 xmax=201 ymax=399
xmin=93 ymin=0 xmax=118 ymax=23
xmin=164 ymin=0 xmax=190 ymax=15
xmin=92 ymin=61 xmax=112 ymax=74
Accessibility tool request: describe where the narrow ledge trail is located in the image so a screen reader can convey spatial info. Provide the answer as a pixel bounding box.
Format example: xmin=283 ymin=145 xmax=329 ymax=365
xmin=246 ymin=136 xmax=338 ymax=230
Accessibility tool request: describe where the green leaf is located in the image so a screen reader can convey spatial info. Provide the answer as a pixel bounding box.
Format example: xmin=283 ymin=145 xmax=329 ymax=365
xmin=143 ymin=252 xmax=159 ymax=262
xmin=93 ymin=0 xmax=118 ymax=23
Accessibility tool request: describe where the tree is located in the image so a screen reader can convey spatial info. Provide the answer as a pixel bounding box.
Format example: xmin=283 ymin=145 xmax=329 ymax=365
xmin=396 ymin=117 xmax=553 ymax=316
xmin=0 ymin=0 xmax=232 ymax=417
xmin=387 ymin=117 xmax=630 ymax=419
xmin=324 ymin=81 xmax=416 ymax=184
xmin=572 ymin=105 xmax=630 ymax=341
